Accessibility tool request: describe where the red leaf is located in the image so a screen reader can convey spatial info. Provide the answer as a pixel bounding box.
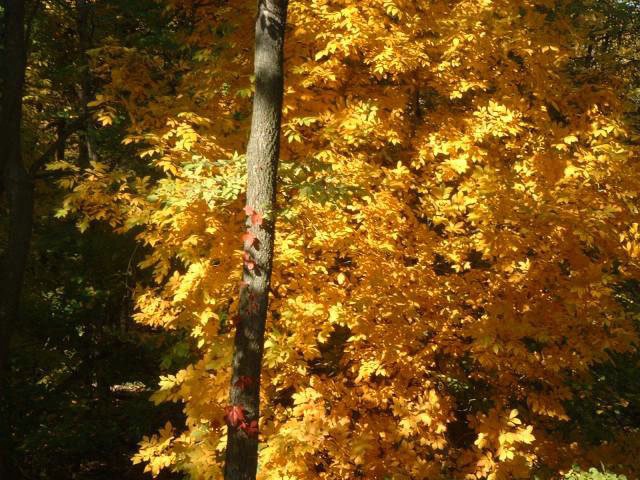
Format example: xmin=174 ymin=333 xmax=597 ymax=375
xmin=235 ymin=376 xmax=254 ymax=389
xmin=240 ymin=420 xmax=259 ymax=437
xmin=241 ymin=231 xmax=257 ymax=245
xmin=243 ymin=252 xmax=255 ymax=270
xmin=250 ymin=212 xmax=263 ymax=226
xmin=243 ymin=205 xmax=255 ymax=216
xmin=224 ymin=405 xmax=246 ymax=428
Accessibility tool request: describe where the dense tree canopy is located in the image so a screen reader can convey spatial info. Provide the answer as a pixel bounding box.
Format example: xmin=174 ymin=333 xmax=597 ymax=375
xmin=2 ymin=0 xmax=640 ymax=479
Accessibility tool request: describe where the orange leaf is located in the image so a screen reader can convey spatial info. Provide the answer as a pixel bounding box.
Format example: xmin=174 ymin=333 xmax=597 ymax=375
xmin=242 ymin=231 xmax=257 ymax=245
xmin=251 ymin=212 xmax=263 ymax=226
xmin=243 ymin=205 xmax=255 ymax=216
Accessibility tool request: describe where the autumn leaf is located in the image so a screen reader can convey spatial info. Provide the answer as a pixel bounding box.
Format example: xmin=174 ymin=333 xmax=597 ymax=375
xmin=240 ymin=420 xmax=259 ymax=437
xmin=243 ymin=205 xmax=255 ymax=216
xmin=224 ymin=405 xmax=246 ymax=428
xmin=241 ymin=231 xmax=257 ymax=245
xmin=250 ymin=212 xmax=263 ymax=226
xmin=235 ymin=376 xmax=255 ymax=390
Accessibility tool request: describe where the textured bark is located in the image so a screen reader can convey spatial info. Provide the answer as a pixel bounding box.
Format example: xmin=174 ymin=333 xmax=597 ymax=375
xmin=223 ymin=1 xmax=288 ymax=479
xmin=0 ymin=1 xmax=29 ymax=477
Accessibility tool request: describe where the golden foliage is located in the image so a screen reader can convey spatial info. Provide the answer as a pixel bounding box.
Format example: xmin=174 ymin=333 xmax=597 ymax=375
xmin=59 ymin=0 xmax=640 ymax=478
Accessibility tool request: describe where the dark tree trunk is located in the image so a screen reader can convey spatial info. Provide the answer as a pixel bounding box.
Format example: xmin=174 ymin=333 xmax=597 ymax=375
xmin=56 ymin=119 xmax=66 ymax=160
xmin=0 ymin=0 xmax=29 ymax=477
xmin=224 ymin=1 xmax=288 ymax=479
xmin=76 ymin=0 xmax=96 ymax=168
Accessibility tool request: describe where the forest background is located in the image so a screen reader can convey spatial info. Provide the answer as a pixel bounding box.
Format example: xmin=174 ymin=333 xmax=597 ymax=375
xmin=1 ymin=0 xmax=640 ymax=479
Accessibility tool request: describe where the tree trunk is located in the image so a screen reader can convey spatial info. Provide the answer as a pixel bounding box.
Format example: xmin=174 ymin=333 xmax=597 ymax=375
xmin=76 ymin=0 xmax=97 ymax=168
xmin=0 ymin=0 xmax=29 ymax=477
xmin=56 ymin=119 xmax=67 ymax=160
xmin=223 ymin=1 xmax=288 ymax=479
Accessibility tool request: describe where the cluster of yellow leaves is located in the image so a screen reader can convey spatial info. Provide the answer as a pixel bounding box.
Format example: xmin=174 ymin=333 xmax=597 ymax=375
xmin=58 ymin=0 xmax=640 ymax=478
xmin=462 ymin=409 xmax=536 ymax=480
